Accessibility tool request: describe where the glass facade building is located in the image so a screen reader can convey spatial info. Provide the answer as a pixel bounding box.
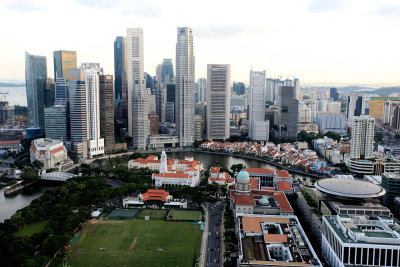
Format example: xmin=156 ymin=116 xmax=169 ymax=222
xmin=53 ymin=50 xmax=77 ymax=80
xmin=25 ymin=52 xmax=47 ymax=132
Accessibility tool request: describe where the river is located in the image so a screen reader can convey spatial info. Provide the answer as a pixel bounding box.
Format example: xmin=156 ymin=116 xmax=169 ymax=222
xmin=0 ymin=185 xmax=54 ymax=222
xmin=0 ymin=151 xmax=308 ymax=222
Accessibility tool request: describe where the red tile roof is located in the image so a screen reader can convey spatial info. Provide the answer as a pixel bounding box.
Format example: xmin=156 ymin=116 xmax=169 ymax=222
xmin=0 ymin=140 xmax=21 ymax=144
xmin=277 ymin=181 xmax=291 ymax=192
xmin=210 ymin=167 xmax=220 ymax=173
xmin=50 ymin=146 xmax=64 ymax=154
xmin=276 ymin=170 xmax=290 ymax=178
xmin=273 ymin=192 xmax=293 ymax=212
xmin=234 ymin=194 xmax=254 ymax=206
xmin=250 ymin=178 xmax=260 ymax=190
xmin=141 ymin=189 xmax=169 ymax=202
xmin=153 ymin=172 xmax=190 ymax=179
xmin=246 ymin=168 xmax=275 ymax=174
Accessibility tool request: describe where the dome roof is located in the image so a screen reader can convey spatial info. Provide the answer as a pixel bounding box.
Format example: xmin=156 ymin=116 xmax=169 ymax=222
xmin=237 ymin=170 xmax=250 ymax=183
xmin=258 ymin=196 xmax=270 ymax=206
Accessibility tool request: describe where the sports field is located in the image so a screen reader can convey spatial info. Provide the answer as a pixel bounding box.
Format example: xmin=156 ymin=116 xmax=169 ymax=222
xmin=67 ymin=219 xmax=202 ymax=266
xmin=167 ymin=210 xmax=202 ymax=221
xmin=136 ymin=209 xmax=168 ymax=220
xmin=107 ymin=208 xmax=139 ymax=219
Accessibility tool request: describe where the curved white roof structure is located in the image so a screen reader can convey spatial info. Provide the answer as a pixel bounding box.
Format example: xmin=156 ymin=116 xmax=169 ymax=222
xmin=315 ymin=178 xmax=386 ymax=200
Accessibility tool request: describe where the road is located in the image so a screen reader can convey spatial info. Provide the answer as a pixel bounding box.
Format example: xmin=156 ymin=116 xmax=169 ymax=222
xmin=205 ymin=201 xmax=224 ymax=267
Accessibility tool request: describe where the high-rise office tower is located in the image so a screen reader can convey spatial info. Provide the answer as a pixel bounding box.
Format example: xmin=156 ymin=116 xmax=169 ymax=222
xmin=330 ymin=88 xmax=339 ymax=101
xmin=350 ymin=116 xmax=374 ymax=159
xmin=45 ymin=78 xmax=55 ymax=108
xmin=393 ymin=105 xmax=400 ymax=134
xmin=232 ymin=82 xmax=245 ymax=96
xmin=195 ymin=102 xmax=207 ymax=139
xmin=127 ymin=28 xmax=148 ymax=150
xmin=194 ymin=115 xmax=203 ymax=141
xmin=25 ymin=52 xmax=47 ymax=132
xmin=277 ymin=86 xmax=299 ymax=140
xmin=266 ymin=78 xmax=273 ymax=102
xmin=176 ymin=27 xmax=195 ymax=146
xmin=165 ymin=84 xmax=176 ymax=123
xmin=114 ymin=36 xmax=128 ymax=132
xmin=249 ymin=70 xmax=269 ymax=141
xmin=273 ymin=79 xmax=284 ymax=103
xmin=346 ymin=93 xmax=365 ymax=123
xmin=45 ymin=105 xmax=67 ymax=142
xmin=54 ymin=78 xmax=69 ymax=105
xmin=69 ymin=64 xmax=104 ymax=158
xmin=294 ymin=78 xmax=301 ymax=100
xmin=53 ymin=50 xmax=77 ymax=80
xmin=196 ymin=78 xmax=207 ymax=103
xmin=161 ymin=59 xmax=174 ymax=84
xmin=153 ymin=79 xmax=165 ymax=123
xmin=100 ymin=75 xmax=115 ymax=151
xmin=206 ymin=64 xmax=231 ymax=140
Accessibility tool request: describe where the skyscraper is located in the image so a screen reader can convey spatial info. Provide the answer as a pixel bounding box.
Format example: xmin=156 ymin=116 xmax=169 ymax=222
xmin=45 ymin=105 xmax=67 ymax=142
xmin=53 ymin=50 xmax=77 ymax=80
xmin=196 ymin=78 xmax=207 ymax=102
xmin=346 ymin=93 xmax=365 ymax=123
xmin=114 ymin=36 xmax=128 ymax=132
xmin=330 ymin=88 xmax=339 ymax=101
xmin=161 ymin=59 xmax=174 ymax=84
xmin=165 ymin=84 xmax=176 ymax=123
xmin=206 ymin=64 xmax=231 ymax=140
xmin=100 ymin=75 xmax=115 ymax=152
xmin=176 ymin=27 xmax=195 ymax=146
xmin=127 ymin=28 xmax=148 ymax=150
xmin=69 ymin=64 xmax=104 ymax=158
xmin=249 ymin=70 xmax=269 ymax=141
xmin=350 ymin=116 xmax=374 ymax=159
xmin=277 ymin=86 xmax=299 ymax=140
xmin=294 ymin=78 xmax=301 ymax=100
xmin=25 ymin=52 xmax=47 ymax=132
xmin=54 ymin=78 xmax=69 ymax=105
xmin=232 ymin=82 xmax=245 ymax=96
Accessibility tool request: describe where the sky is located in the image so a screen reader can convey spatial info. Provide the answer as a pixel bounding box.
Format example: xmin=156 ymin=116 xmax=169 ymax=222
xmin=1 ymin=0 xmax=400 ymax=86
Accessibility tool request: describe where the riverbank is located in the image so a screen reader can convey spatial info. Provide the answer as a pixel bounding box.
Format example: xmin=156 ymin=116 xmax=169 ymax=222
xmin=193 ymin=150 xmax=325 ymax=179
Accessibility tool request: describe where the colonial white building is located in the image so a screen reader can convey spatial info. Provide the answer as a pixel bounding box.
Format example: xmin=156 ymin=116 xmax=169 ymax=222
xmin=30 ymin=138 xmax=69 ymax=170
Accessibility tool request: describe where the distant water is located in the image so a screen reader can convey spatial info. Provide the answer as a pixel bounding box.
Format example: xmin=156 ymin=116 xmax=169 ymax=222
xmin=0 ymin=87 xmax=26 ymax=106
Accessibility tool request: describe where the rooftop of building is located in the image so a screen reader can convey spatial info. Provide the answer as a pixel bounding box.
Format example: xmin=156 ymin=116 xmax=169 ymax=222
xmin=324 ymin=214 xmax=400 ymax=246
xmin=238 ymin=214 xmax=321 ymax=266
xmin=315 ymin=178 xmax=386 ymax=200
xmin=141 ymin=189 xmax=170 ymax=202
xmin=33 ymin=138 xmax=63 ymax=148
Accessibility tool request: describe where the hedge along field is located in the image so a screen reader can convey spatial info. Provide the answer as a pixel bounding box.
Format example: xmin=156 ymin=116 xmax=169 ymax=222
xmin=67 ymin=219 xmax=202 ymax=267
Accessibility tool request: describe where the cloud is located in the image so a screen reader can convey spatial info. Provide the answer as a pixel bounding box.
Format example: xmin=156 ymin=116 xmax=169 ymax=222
xmin=374 ymin=5 xmax=400 ymax=18
xmin=72 ymin=0 xmax=160 ymax=17
xmin=7 ymin=0 xmax=44 ymax=12
xmin=308 ymin=0 xmax=349 ymax=13
xmin=196 ymin=25 xmax=272 ymax=39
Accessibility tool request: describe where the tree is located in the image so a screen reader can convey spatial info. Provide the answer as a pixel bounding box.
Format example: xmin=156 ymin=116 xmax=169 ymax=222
xmin=231 ymin=164 xmax=245 ymax=173
xmin=374 ymin=132 xmax=384 ymax=143
xmin=20 ymin=166 xmax=40 ymax=184
xmin=129 ymin=152 xmax=143 ymax=160
xmin=32 ymin=160 xmax=44 ymax=171
xmin=325 ymin=131 xmax=341 ymax=142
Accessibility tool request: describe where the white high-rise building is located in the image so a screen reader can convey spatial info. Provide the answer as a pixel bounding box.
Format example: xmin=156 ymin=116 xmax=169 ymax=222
xmin=350 ymin=116 xmax=375 ymax=159
xmin=176 ymin=27 xmax=195 ymax=146
xmin=69 ymin=63 xmax=104 ymax=158
xmin=294 ymin=78 xmax=302 ymax=100
xmin=299 ymin=107 xmax=312 ymax=123
xmin=127 ymin=28 xmax=148 ymax=150
xmin=249 ymin=70 xmax=269 ymax=141
xmin=206 ymin=64 xmax=231 ymax=140
xmin=327 ymin=101 xmax=341 ymax=113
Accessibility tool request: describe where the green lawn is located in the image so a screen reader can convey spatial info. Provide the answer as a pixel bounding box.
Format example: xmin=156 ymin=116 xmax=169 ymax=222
xmin=14 ymin=220 xmax=49 ymax=237
xmin=136 ymin=209 xmax=168 ymax=220
xmin=67 ymin=219 xmax=202 ymax=267
xmin=167 ymin=210 xmax=202 ymax=221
